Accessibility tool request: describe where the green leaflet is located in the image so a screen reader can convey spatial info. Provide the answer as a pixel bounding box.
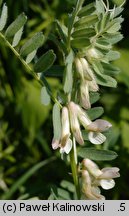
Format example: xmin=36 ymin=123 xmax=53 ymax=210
xmin=71 ymin=37 xmax=90 ymax=49
xmin=56 ymin=20 xmax=67 ymax=43
xmin=52 ymin=103 xmax=62 ymax=141
xmin=63 ymin=62 xmax=73 ymax=94
xmin=96 ymin=73 xmax=117 ymax=87
xmin=12 ymin=26 xmax=23 ymax=47
xmin=64 ymin=50 xmax=74 ymax=94
xmin=87 ymin=106 xmax=104 ymax=120
xmin=0 ymin=3 xmax=8 ymax=31
xmin=34 ymin=50 xmax=56 ymax=73
xmin=74 ymin=14 xmax=98 ymax=28
xmin=5 ymin=13 xmax=27 ymax=38
xmin=103 ymin=33 xmax=123 ymax=45
xmin=90 ymin=92 xmax=100 ymax=104
xmin=93 ymin=62 xmax=117 ymax=87
xmin=44 ymin=65 xmax=64 ymax=77
xmin=95 ymin=0 xmax=105 ymax=14
xmin=102 ymin=62 xmax=120 ymax=75
xmin=20 ymin=32 xmax=44 ymax=57
xmin=78 ymin=3 xmax=95 ymax=17
xmin=40 ymin=86 xmax=51 ymax=106
xmin=78 ymin=147 xmax=118 ymax=161
xmin=111 ymin=6 xmax=124 ymax=18
xmin=105 ymin=50 xmax=120 ymax=61
xmin=72 ymin=28 xmax=95 ymax=38
xmin=60 ymin=180 xmax=75 ymax=193
xmin=48 ymin=187 xmax=71 ymax=200
xmin=25 ymin=50 xmax=37 ymax=64
xmin=68 ymin=0 xmax=85 ymax=37
xmin=95 ymin=38 xmax=112 ymax=51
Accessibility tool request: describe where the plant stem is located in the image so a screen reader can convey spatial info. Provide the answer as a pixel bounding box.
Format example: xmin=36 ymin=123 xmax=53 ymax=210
xmin=70 ymin=140 xmax=80 ymax=199
xmin=0 ymin=32 xmax=61 ymax=108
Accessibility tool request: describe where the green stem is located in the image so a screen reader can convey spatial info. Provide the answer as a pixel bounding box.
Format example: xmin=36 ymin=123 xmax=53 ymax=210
xmin=0 ymin=32 xmax=61 ymax=108
xmin=70 ymin=140 xmax=80 ymax=199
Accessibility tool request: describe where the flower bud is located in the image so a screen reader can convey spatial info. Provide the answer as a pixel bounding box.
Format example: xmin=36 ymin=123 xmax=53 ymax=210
xmin=79 ymin=58 xmax=93 ymax=81
xmin=74 ymin=57 xmax=84 ymax=80
xmin=86 ymin=48 xmax=103 ymax=60
xmin=68 ymin=102 xmax=84 ymax=145
xmin=80 ymin=81 xmax=91 ymax=109
xmin=82 ymin=159 xmax=102 ymax=178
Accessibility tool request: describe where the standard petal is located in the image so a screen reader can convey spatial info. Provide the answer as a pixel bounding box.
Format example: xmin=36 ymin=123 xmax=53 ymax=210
xmin=87 ymin=119 xmax=112 ymax=132
xmin=82 ymin=159 xmax=102 ymax=178
xmin=88 ymin=132 xmax=106 ymax=144
xmin=99 ymin=167 xmax=120 ymax=179
xmin=99 ymin=179 xmax=115 ymax=190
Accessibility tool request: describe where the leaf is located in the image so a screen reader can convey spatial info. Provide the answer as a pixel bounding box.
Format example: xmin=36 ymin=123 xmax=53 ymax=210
xmin=107 ymin=23 xmax=121 ymax=33
xmin=93 ymin=62 xmax=117 ymax=87
xmin=56 ymin=20 xmax=67 ymax=43
xmin=0 ymin=3 xmax=8 ymax=31
xmin=95 ymin=0 xmax=105 ymax=14
xmin=96 ymin=74 xmax=117 ymax=87
xmin=71 ymin=37 xmax=90 ymax=49
xmin=74 ymin=15 xmax=98 ymax=28
xmin=25 ymin=50 xmax=37 ymax=64
xmin=78 ymin=3 xmax=95 ymax=17
xmin=63 ymin=61 xmax=73 ymax=93
xmin=5 ymin=13 xmax=27 ymax=38
xmin=44 ymin=65 xmax=64 ymax=77
xmin=20 ymin=32 xmax=44 ymax=57
xmin=64 ymin=50 xmax=74 ymax=93
xmin=78 ymin=147 xmax=118 ymax=161
xmin=102 ymin=63 xmax=120 ymax=76
xmin=100 ymin=13 xmax=110 ymax=32
xmin=95 ymin=38 xmax=112 ymax=51
xmin=52 ymin=103 xmax=62 ymax=141
xmin=90 ymin=92 xmax=100 ymax=104
xmin=60 ymin=180 xmax=75 ymax=193
xmin=112 ymin=6 xmax=124 ymax=18
xmin=105 ymin=50 xmax=120 ymax=61
xmin=12 ymin=26 xmax=23 ymax=47
xmin=87 ymin=107 xmax=104 ymax=120
xmin=103 ymin=33 xmax=123 ymax=45
xmin=34 ymin=50 xmax=56 ymax=73
xmin=72 ymin=28 xmax=95 ymax=38
xmin=41 ymin=86 xmax=51 ymax=106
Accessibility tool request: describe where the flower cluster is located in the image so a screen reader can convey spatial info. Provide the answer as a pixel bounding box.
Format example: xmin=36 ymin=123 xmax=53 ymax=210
xmin=52 ymin=101 xmax=112 ymax=154
xmin=81 ymin=159 xmax=120 ymax=200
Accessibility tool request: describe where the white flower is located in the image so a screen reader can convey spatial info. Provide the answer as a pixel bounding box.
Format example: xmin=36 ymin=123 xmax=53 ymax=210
xmin=77 ymin=104 xmax=111 ymax=144
xmin=51 ymin=106 xmax=72 ymax=154
xmin=81 ymin=159 xmax=120 ymax=198
xmin=68 ymin=102 xmax=84 ymax=145
xmin=59 ymin=107 xmax=72 ymax=154
xmin=81 ymin=170 xmax=105 ymax=200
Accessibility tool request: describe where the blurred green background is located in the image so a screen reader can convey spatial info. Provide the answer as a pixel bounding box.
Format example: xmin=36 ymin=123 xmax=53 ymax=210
xmin=0 ymin=0 xmax=129 ymax=200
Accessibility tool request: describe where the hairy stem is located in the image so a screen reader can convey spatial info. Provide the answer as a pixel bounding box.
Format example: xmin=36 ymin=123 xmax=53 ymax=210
xmin=70 ymin=137 xmax=80 ymax=199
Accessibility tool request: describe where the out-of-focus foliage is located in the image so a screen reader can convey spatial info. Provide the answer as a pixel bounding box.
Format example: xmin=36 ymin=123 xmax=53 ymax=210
xmin=0 ymin=0 xmax=129 ymax=200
